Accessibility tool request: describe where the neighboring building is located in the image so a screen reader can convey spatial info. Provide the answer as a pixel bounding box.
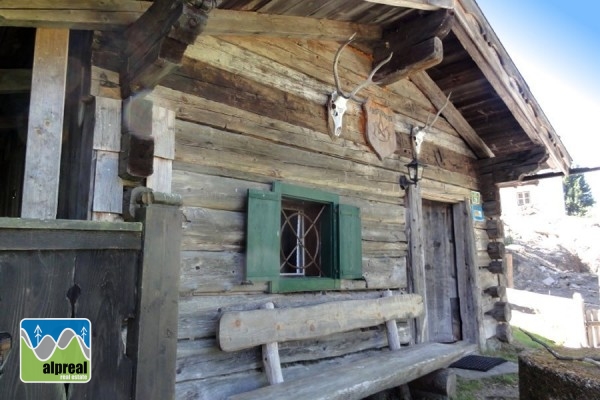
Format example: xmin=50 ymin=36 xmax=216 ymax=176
xmin=500 ymin=174 xmax=566 ymax=218
xmin=0 ymin=1 xmax=573 ymax=399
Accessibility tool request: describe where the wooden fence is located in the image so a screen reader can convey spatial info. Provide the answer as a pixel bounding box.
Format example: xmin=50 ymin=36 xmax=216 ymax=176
xmin=0 ymin=193 xmax=182 ymax=399
xmin=586 ymin=309 xmax=600 ymax=348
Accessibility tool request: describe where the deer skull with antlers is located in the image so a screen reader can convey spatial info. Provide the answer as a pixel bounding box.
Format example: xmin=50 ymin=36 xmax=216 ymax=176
xmin=328 ymin=33 xmax=393 ymax=138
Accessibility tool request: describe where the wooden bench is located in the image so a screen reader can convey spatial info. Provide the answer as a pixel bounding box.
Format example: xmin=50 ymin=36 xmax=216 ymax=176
xmin=218 ymin=291 xmax=475 ymax=400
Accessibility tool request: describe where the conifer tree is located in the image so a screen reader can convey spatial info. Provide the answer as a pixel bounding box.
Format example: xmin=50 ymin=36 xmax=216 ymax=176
xmin=563 ymin=174 xmax=595 ymax=216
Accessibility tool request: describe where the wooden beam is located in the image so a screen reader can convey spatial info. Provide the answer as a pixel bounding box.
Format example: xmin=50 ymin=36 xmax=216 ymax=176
xmin=0 ymin=69 xmax=31 ymax=94
xmin=121 ymin=0 xmax=210 ymax=97
xmin=377 ymin=9 xmax=454 ymax=54
xmin=373 ymin=9 xmax=454 ymax=85
xmin=478 ymin=146 xmax=547 ymax=184
xmin=21 ymin=28 xmax=69 ymax=219
xmin=0 ymin=1 xmax=150 ymax=30
xmin=0 ymin=3 xmax=381 ymax=42
xmin=364 ymin=0 xmax=454 ymax=11
xmin=375 ymin=37 xmax=443 ymax=85
xmin=411 ymin=71 xmax=494 ymax=158
xmin=205 ymin=9 xmax=381 ymax=41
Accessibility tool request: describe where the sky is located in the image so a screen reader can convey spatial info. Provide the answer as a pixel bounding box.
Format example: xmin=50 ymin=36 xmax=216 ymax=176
xmin=476 ymin=0 xmax=600 ymax=206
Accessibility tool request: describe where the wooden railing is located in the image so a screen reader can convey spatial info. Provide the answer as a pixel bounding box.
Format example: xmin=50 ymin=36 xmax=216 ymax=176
xmin=586 ymin=309 xmax=600 ymax=348
xmin=0 ymin=191 xmax=182 ymax=400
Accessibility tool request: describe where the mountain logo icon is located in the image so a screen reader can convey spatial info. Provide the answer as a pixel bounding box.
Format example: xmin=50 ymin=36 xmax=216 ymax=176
xmin=20 ymin=318 xmax=92 ymax=383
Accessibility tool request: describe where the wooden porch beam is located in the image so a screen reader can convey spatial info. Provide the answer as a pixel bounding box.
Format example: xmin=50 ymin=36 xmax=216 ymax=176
xmin=477 ymin=146 xmax=548 ymax=184
xmin=375 ymin=37 xmax=443 ymax=85
xmin=0 ymin=1 xmax=149 ymax=31
xmin=373 ymin=9 xmax=453 ymax=85
xmin=120 ymin=0 xmax=209 ymax=97
xmin=0 ymin=69 xmax=32 ymax=94
xmin=0 ymin=2 xmax=382 ymax=42
xmin=205 ymin=9 xmax=382 ymax=41
xmin=410 ymin=71 xmax=494 ymax=158
xmin=364 ymin=0 xmax=454 ymax=11
xmin=21 ymin=28 xmax=69 ymax=219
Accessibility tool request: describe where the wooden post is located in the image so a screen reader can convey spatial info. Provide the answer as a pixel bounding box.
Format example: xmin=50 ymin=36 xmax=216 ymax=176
xmin=383 ymin=290 xmax=411 ymax=400
xmin=453 ymin=201 xmax=486 ymax=351
xmin=383 ymin=290 xmax=401 ymax=350
xmin=406 ymin=184 xmax=428 ymax=343
xmin=131 ymin=190 xmax=182 ymax=400
xmin=262 ymin=302 xmax=284 ymax=385
xmin=146 ymin=106 xmax=176 ymax=193
xmin=21 ymin=28 xmax=69 ymax=219
xmin=92 ymin=97 xmax=124 ymax=221
xmin=505 ymin=252 xmax=514 ymax=288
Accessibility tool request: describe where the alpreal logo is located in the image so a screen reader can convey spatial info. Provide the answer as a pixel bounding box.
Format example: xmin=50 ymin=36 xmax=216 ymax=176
xmin=20 ymin=318 xmax=91 ymax=383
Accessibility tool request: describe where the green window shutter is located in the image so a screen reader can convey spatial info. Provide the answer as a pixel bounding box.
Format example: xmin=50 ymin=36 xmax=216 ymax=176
xmin=338 ymin=204 xmax=363 ymax=279
xmin=246 ymin=189 xmax=281 ymax=281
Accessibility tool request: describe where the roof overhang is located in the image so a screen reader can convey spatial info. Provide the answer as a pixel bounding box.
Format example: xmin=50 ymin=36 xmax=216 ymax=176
xmin=0 ymin=0 xmax=573 ymax=175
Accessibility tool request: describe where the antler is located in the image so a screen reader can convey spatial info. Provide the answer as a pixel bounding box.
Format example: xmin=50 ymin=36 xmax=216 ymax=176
xmin=423 ymin=91 xmax=452 ymax=131
xmin=332 ymin=33 xmax=393 ymax=102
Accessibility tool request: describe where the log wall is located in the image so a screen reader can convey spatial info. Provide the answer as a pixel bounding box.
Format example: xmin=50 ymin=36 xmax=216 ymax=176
xmin=93 ymin=35 xmax=498 ymax=398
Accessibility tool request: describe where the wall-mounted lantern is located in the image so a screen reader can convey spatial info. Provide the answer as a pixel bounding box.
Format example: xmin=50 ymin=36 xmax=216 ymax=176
xmin=399 ymin=158 xmax=424 ymax=190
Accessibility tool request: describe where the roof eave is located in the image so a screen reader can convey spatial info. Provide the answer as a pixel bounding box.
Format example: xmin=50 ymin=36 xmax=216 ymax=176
xmin=453 ymin=0 xmax=572 ymax=174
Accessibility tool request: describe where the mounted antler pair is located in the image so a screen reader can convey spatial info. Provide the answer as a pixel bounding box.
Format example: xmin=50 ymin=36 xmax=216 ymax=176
xmin=328 ymin=33 xmax=393 ymax=137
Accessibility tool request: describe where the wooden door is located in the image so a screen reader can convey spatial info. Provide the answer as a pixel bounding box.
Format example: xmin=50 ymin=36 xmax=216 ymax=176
xmin=422 ymin=200 xmax=462 ymax=343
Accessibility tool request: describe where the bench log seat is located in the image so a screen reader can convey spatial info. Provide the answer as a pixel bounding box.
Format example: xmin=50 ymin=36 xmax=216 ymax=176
xmin=217 ymin=291 xmax=476 ymax=400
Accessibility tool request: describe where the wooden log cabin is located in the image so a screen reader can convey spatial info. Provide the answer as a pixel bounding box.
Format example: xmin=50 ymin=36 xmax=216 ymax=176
xmin=0 ymin=0 xmax=572 ymax=399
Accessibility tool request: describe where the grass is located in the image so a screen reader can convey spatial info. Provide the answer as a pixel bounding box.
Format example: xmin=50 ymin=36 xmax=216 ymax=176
xmin=455 ymin=327 xmax=555 ymax=400
xmin=454 ymin=378 xmax=484 ymax=400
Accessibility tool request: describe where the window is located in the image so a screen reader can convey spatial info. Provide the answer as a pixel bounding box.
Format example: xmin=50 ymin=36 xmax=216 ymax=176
xmin=517 ymin=191 xmax=531 ymax=207
xmin=246 ymin=182 xmax=362 ymax=293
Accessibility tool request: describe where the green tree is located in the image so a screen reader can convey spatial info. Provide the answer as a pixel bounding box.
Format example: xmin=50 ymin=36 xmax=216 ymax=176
xmin=563 ymin=174 xmax=595 ymax=216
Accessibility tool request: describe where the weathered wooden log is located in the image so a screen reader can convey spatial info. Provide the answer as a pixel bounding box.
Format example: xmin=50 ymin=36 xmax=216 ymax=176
xmin=119 ymin=132 xmax=155 ymax=180
xmin=409 ymin=368 xmax=456 ymax=398
xmin=485 ymin=261 xmax=504 ymax=274
xmin=485 ymin=218 xmax=504 ymax=239
xmin=482 ymin=200 xmax=500 ymax=215
xmin=484 ymin=286 xmax=506 ymax=299
xmin=496 ymin=323 xmax=512 ymax=343
xmin=219 ymin=294 xmax=424 ymax=352
xmin=487 ymin=242 xmax=505 ymax=260
xmin=486 ymin=302 xmax=511 ymax=323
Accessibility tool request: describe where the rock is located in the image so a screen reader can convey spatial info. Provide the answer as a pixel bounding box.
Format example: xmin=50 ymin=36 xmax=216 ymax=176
xmin=542 ymin=277 xmax=555 ymax=287
xmin=519 ymin=350 xmax=600 ymax=399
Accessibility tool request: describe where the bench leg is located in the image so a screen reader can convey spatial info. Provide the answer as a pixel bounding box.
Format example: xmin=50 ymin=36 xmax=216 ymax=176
xmin=262 ymin=302 xmax=284 ymax=384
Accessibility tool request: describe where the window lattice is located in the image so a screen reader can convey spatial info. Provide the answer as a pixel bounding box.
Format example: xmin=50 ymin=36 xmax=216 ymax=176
xmin=280 ymin=199 xmax=326 ymax=277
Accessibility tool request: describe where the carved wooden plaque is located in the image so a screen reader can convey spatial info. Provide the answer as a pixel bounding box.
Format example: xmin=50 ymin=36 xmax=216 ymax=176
xmin=363 ymin=98 xmax=397 ymax=160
